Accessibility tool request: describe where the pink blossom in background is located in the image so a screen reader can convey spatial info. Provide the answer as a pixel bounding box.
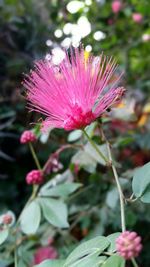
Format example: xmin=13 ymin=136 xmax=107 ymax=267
xmin=132 ymin=13 xmax=143 ymax=23
xmin=24 ymin=47 xmax=125 ymax=132
xmin=111 ymin=1 xmax=122 ymax=14
xmin=33 ymin=246 xmax=58 ymax=264
xmin=116 ymin=231 xmax=142 ymax=259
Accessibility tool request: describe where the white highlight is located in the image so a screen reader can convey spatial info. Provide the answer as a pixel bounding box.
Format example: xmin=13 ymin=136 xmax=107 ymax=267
xmin=77 ymin=16 xmax=91 ymax=38
xmin=85 ymin=0 xmax=92 ymax=5
xmin=54 ymin=29 xmax=63 ymax=38
xmin=61 ymin=37 xmax=72 ymax=48
xmin=67 ymin=1 xmax=84 ymax=14
xmin=93 ymin=31 xmax=106 ymax=41
xmin=52 ymin=47 xmax=65 ymax=65
xmin=85 ymin=45 xmax=92 ymax=52
xmin=46 ymin=39 xmax=53 ymax=46
xmin=63 ymin=23 xmax=72 ymax=35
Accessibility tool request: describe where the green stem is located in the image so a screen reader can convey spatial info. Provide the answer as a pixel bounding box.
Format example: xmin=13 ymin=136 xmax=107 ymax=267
xmin=13 ymin=143 xmax=42 ymax=265
xmin=82 ymin=129 xmax=109 ymax=164
xmin=14 ymin=248 xmax=17 ymax=267
xmin=105 ymin=138 xmax=126 ymax=232
xmin=84 ymin=127 xmax=126 ymax=232
xmin=29 ymin=142 xmax=41 ymax=170
xmin=131 ymin=258 xmax=139 ymax=267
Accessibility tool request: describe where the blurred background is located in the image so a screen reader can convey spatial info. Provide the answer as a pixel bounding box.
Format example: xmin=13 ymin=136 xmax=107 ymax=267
xmin=0 ymin=0 xmax=150 ymax=266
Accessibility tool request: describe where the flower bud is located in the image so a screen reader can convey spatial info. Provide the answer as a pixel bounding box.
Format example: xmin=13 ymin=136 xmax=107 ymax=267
xmin=26 ymin=170 xmax=44 ymax=185
xmin=20 ymin=130 xmax=37 ymax=144
xmin=116 ymin=231 xmax=142 ymax=259
xmin=2 ymin=214 xmax=13 ymax=225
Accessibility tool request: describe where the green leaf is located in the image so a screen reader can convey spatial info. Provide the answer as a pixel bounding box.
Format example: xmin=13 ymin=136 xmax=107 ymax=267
xmin=40 ymin=183 xmax=82 ymax=198
xmin=102 ymin=255 xmax=125 ymax=267
xmin=20 ymin=200 xmax=41 ymax=234
xmin=39 ymin=198 xmax=69 ymax=228
xmin=71 ymin=143 xmax=108 ymax=173
xmin=40 ymin=170 xmax=74 ymax=194
xmin=18 ymin=259 xmax=27 ymax=267
xmin=107 ymin=233 xmax=121 ymax=253
xmin=0 ymin=228 xmax=9 ymax=245
xmin=68 ymin=130 xmax=82 ymax=142
xmin=0 ymin=258 xmax=13 ymax=267
xmin=64 ymin=236 xmax=110 ymax=266
xmin=72 ymin=150 xmax=97 ymax=173
xmin=34 ymin=259 xmax=65 ymax=267
xmin=132 ymin=162 xmax=150 ymax=203
xmin=106 ymin=188 xmax=119 ymax=209
xmin=68 ymin=255 xmax=106 ymax=267
xmin=85 ymin=143 xmax=108 ymax=166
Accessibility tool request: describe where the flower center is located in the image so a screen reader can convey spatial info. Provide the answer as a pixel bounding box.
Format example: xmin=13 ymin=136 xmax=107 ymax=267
xmin=64 ymin=104 xmax=95 ymax=130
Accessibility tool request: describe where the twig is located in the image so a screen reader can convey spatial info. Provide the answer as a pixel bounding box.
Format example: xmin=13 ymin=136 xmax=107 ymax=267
xmin=101 ymin=129 xmax=126 ymax=232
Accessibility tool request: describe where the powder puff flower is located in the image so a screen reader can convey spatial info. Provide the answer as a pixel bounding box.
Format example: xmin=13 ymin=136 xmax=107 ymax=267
xmin=116 ymin=231 xmax=142 ymax=260
xmin=24 ymin=48 xmax=125 ymax=131
xmin=112 ymin=1 xmax=122 ymax=14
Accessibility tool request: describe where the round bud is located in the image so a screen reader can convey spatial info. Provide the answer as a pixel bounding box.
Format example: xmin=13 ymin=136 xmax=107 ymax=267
xmin=116 ymin=231 xmax=142 ymax=259
xmin=2 ymin=214 xmax=13 ymax=225
xmin=26 ymin=170 xmax=44 ymax=185
xmin=20 ymin=130 xmax=37 ymax=144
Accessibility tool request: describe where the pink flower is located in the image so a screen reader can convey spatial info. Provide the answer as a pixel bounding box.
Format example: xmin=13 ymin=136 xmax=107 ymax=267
xmin=132 ymin=13 xmax=143 ymax=23
xmin=116 ymin=231 xmax=142 ymax=259
xmin=34 ymin=246 xmax=58 ymax=264
xmin=112 ymin=1 xmax=122 ymax=14
xmin=24 ymin=48 xmax=125 ymax=131
xmin=26 ymin=170 xmax=44 ymax=185
xmin=20 ymin=130 xmax=37 ymax=144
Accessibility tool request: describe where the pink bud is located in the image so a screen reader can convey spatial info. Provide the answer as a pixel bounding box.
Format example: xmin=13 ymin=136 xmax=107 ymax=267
xmin=132 ymin=13 xmax=143 ymax=23
xmin=26 ymin=170 xmax=44 ymax=185
xmin=20 ymin=130 xmax=37 ymax=144
xmin=112 ymin=1 xmax=122 ymax=14
xmin=116 ymin=231 xmax=142 ymax=260
xmin=2 ymin=214 xmax=13 ymax=225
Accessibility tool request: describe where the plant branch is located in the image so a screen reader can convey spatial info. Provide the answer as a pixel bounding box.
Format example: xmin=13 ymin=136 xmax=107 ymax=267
xmin=43 ymin=144 xmax=83 ymax=173
xmin=14 ymin=246 xmax=17 ymax=267
xmin=102 ymin=130 xmax=126 ymax=232
xmin=29 ymin=142 xmax=42 ymax=170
